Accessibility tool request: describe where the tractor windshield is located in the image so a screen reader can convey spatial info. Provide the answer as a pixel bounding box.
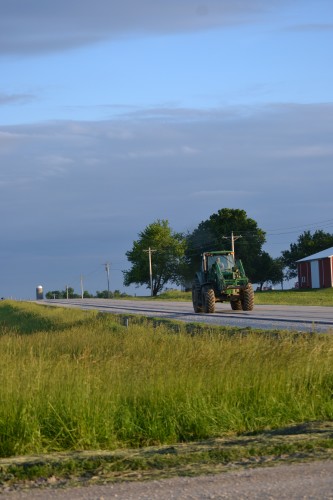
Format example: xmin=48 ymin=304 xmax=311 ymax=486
xmin=208 ymin=254 xmax=235 ymax=271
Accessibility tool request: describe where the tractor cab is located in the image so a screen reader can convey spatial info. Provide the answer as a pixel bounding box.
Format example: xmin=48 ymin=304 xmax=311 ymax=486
xmin=204 ymin=252 xmax=235 ymax=274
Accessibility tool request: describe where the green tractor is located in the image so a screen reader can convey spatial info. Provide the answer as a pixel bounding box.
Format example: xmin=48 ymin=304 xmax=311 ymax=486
xmin=192 ymin=250 xmax=254 ymax=313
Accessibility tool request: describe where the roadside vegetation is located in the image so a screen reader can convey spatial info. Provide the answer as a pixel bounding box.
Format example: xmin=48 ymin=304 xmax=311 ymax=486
xmin=1 ymin=300 xmax=333 ymax=463
xmin=254 ymin=287 xmax=333 ymax=306
xmin=149 ymin=287 xmax=333 ymax=307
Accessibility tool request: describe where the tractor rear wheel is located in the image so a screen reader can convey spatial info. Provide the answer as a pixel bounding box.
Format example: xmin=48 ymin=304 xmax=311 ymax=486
xmin=241 ymin=284 xmax=254 ymax=311
xmin=192 ymin=279 xmax=203 ymax=313
xmin=203 ymin=287 xmax=216 ymax=313
xmin=231 ymin=299 xmax=242 ymax=310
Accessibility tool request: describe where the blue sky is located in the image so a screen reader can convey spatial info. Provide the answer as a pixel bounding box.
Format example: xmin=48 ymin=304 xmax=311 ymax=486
xmin=1 ymin=0 xmax=333 ymax=298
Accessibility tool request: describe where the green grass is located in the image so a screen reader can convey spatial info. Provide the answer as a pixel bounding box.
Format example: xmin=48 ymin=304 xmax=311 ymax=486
xmin=151 ymin=287 xmax=333 ymax=307
xmin=1 ymin=300 xmax=333 ymax=463
xmin=254 ymin=288 xmax=333 ymax=306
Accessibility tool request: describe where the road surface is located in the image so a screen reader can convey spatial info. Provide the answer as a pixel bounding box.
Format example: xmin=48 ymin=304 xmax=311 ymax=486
xmin=4 ymin=459 xmax=333 ymax=499
xmin=41 ymin=299 xmax=333 ymax=332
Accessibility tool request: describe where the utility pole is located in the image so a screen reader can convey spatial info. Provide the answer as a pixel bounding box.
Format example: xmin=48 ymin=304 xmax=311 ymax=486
xmin=66 ymin=285 xmax=69 ymax=300
xmin=144 ymin=247 xmax=156 ymax=296
xmin=104 ymin=262 xmax=111 ymax=298
xmin=223 ymin=232 xmax=242 ymax=253
xmin=80 ymin=274 xmax=84 ymax=299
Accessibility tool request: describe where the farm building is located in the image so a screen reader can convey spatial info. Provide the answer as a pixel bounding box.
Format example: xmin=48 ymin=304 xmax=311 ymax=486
xmin=296 ymin=247 xmax=333 ymax=289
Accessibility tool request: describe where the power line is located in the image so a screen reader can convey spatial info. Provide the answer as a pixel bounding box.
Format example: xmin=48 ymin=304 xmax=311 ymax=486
xmin=265 ymin=218 xmax=333 ymax=235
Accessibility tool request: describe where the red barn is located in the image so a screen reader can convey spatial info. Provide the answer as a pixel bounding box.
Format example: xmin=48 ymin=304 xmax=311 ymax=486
xmin=296 ymin=247 xmax=333 ymax=289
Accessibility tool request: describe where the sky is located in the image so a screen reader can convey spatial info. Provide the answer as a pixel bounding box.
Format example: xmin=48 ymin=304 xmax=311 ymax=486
xmin=1 ymin=0 xmax=333 ymax=299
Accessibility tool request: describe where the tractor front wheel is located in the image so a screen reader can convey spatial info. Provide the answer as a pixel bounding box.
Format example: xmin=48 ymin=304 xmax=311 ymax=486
xmin=231 ymin=299 xmax=242 ymax=310
xmin=203 ymin=287 xmax=216 ymax=313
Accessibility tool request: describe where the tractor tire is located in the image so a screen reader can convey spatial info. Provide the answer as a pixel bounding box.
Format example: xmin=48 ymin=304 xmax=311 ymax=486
xmin=230 ymin=300 xmax=242 ymax=310
xmin=192 ymin=279 xmax=203 ymax=313
xmin=241 ymin=284 xmax=254 ymax=311
xmin=203 ymin=287 xmax=216 ymax=313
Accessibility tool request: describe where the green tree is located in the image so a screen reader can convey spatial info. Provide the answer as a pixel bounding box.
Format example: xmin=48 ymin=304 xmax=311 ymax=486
xmin=185 ymin=208 xmax=266 ymax=281
xmin=64 ymin=287 xmax=75 ymax=299
xmin=282 ymin=230 xmax=333 ymax=279
xmin=253 ymin=253 xmax=285 ymax=290
xmin=45 ymin=290 xmax=61 ymax=299
xmin=45 ymin=287 xmax=78 ymax=299
xmin=96 ymin=290 xmax=113 ymax=298
xmin=123 ymin=220 xmax=186 ymax=296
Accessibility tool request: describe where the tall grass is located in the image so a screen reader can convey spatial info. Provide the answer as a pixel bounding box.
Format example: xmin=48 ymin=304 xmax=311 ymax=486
xmin=1 ymin=301 xmax=333 ymax=458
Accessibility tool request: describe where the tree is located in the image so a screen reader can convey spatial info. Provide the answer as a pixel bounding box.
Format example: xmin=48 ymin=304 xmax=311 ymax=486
xmin=253 ymin=253 xmax=285 ymax=290
xmin=64 ymin=287 xmax=75 ymax=298
xmin=96 ymin=290 xmax=113 ymax=298
xmin=45 ymin=290 xmax=61 ymax=299
xmin=123 ymin=220 xmax=186 ymax=296
xmin=282 ymin=230 xmax=333 ymax=279
xmin=45 ymin=287 xmax=80 ymax=299
xmin=185 ymin=208 xmax=266 ymax=281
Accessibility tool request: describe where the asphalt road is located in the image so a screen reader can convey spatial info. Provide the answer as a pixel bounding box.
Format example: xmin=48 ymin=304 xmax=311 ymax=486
xmin=41 ymin=298 xmax=333 ymax=332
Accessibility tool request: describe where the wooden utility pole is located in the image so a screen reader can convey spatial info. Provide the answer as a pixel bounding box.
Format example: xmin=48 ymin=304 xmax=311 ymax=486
xmin=104 ymin=262 xmax=111 ymax=298
xmin=144 ymin=247 xmax=156 ymax=296
xmin=223 ymin=232 xmax=242 ymax=252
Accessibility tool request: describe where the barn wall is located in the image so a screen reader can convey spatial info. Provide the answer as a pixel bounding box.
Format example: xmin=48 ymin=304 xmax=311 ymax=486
xmin=298 ymin=257 xmax=333 ymax=288
xmin=297 ymin=261 xmax=311 ymax=288
xmin=319 ymin=258 xmax=332 ymax=288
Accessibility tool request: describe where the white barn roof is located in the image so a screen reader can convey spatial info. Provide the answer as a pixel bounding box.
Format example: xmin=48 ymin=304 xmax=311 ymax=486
xmin=297 ymin=247 xmax=333 ymax=262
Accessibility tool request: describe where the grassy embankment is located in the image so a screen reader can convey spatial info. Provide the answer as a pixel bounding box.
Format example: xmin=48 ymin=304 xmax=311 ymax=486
xmin=1 ymin=299 xmax=333 ymax=486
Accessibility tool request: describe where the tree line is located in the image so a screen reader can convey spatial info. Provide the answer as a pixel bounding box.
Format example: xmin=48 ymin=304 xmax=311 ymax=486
xmin=123 ymin=208 xmax=333 ymax=295
xmin=45 ymin=289 xmax=130 ymax=299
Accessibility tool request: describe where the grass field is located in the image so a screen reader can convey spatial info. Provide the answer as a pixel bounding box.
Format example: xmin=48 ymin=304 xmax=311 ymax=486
xmin=1 ymin=300 xmax=333 ymax=466
xmin=155 ymin=287 xmax=333 ymax=307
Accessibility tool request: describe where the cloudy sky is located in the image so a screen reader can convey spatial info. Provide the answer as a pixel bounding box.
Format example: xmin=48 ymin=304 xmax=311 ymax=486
xmin=1 ymin=0 xmax=333 ymax=298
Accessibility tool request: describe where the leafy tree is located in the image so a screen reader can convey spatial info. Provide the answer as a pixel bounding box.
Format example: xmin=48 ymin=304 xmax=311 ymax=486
xmin=45 ymin=290 xmax=61 ymax=299
xmin=96 ymin=290 xmax=113 ymax=298
xmin=253 ymin=253 xmax=285 ymax=290
xmin=113 ymin=289 xmax=129 ymax=298
xmin=185 ymin=208 xmax=266 ymax=281
xmin=282 ymin=230 xmax=333 ymax=279
xmin=45 ymin=287 xmax=79 ymax=299
xmin=123 ymin=219 xmax=186 ymax=296
xmin=64 ymin=287 xmax=75 ymax=298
